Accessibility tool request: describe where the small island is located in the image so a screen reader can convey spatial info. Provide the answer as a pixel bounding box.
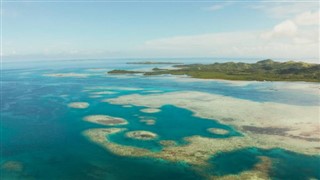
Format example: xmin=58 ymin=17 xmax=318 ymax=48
xmin=126 ymin=61 xmax=183 ymax=65
xmin=109 ymin=60 xmax=320 ymax=82
xmin=108 ymin=70 xmax=144 ymax=74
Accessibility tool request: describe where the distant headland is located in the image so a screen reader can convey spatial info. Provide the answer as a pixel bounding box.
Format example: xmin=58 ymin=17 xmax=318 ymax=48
xmin=109 ymin=59 xmax=320 ymax=82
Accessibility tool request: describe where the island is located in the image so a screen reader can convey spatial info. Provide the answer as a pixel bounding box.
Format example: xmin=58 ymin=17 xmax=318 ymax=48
xmin=107 ymin=70 xmax=144 ymax=74
xmin=109 ymin=59 xmax=320 ymax=82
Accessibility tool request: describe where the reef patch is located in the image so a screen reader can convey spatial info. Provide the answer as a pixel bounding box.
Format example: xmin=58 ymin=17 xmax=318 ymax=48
xmin=84 ymin=115 xmax=128 ymax=126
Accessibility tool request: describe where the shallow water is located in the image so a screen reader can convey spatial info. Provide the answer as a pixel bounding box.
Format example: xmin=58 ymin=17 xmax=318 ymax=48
xmin=208 ymin=148 xmax=320 ymax=180
xmin=1 ymin=59 xmax=319 ymax=179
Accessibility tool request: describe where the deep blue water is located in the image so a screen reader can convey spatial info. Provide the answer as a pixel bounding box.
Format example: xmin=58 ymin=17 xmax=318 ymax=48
xmin=1 ymin=59 xmax=319 ymax=179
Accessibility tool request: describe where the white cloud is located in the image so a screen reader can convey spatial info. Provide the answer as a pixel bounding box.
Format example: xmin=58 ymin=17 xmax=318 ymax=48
xmin=249 ymin=2 xmax=319 ymax=19
xmin=261 ymin=20 xmax=298 ymax=39
xmin=137 ymin=6 xmax=319 ymax=61
xmin=294 ymin=11 xmax=319 ymax=26
xmin=138 ymin=26 xmax=318 ymax=60
xmin=206 ymin=2 xmax=233 ymax=11
xmin=261 ymin=10 xmax=319 ymax=43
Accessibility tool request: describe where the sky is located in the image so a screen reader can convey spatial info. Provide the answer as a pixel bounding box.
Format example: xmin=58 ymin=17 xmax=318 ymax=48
xmin=1 ymin=1 xmax=319 ymax=62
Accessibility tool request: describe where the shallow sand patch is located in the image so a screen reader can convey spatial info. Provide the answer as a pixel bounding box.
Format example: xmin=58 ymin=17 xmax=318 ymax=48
xmin=270 ymin=82 xmax=320 ymax=95
xmin=89 ymin=95 xmax=103 ymax=98
xmin=140 ymin=108 xmax=161 ymax=113
xmin=85 ymin=86 xmax=143 ymax=91
xmin=84 ymin=115 xmax=128 ymax=126
xmin=68 ymin=102 xmax=89 ymax=109
xmin=123 ymin=105 xmax=133 ymax=108
xmin=43 ymin=73 xmax=89 ymax=78
xmin=105 ymin=91 xmax=320 ymax=155
xmin=144 ymin=90 xmax=163 ymax=93
xmin=207 ymin=128 xmax=229 ymax=135
xmin=125 ymin=130 xmax=158 ymax=140
xmin=91 ymin=91 xmax=117 ymax=95
xmin=86 ymin=68 xmax=109 ymax=72
xmin=140 ymin=119 xmax=156 ymax=125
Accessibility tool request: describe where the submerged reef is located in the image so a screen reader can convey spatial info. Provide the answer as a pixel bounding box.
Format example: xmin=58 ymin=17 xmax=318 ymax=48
xmin=84 ymin=128 xmax=266 ymax=165
xmin=68 ymin=102 xmax=89 ymax=109
xmin=1 ymin=161 xmax=23 ymax=172
xmin=83 ymin=90 xmax=319 ymax=179
xmin=84 ymin=115 xmax=128 ymax=126
xmin=159 ymin=140 xmax=177 ymax=147
xmin=105 ymin=91 xmax=320 ymax=155
xmin=125 ymin=130 xmax=158 ymax=140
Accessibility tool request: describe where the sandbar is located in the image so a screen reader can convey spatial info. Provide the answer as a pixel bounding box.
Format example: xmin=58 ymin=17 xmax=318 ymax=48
xmin=125 ymin=130 xmax=158 ymax=140
xmin=91 ymin=91 xmax=117 ymax=95
xmin=84 ymin=115 xmax=128 ymax=126
xmin=207 ymin=128 xmax=229 ymax=135
xmin=140 ymin=108 xmax=161 ymax=113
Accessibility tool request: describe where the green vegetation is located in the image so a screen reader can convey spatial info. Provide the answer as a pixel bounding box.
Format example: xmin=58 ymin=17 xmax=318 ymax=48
xmin=110 ymin=60 xmax=320 ymax=82
xmin=108 ymin=70 xmax=144 ymax=74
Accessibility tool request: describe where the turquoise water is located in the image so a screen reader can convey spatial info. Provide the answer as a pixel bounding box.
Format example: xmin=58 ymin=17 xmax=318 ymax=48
xmin=1 ymin=59 xmax=320 ymax=179
xmin=208 ymin=148 xmax=320 ymax=180
xmin=107 ymin=105 xmax=240 ymax=151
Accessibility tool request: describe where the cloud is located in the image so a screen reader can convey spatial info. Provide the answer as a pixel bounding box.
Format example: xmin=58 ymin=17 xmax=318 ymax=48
xmin=138 ymin=26 xmax=318 ymax=60
xmin=261 ymin=20 xmax=298 ymax=39
xmin=206 ymin=2 xmax=233 ymax=11
xmin=261 ymin=10 xmax=319 ymax=42
xmin=294 ymin=11 xmax=319 ymax=26
xmin=249 ymin=2 xmax=319 ymax=19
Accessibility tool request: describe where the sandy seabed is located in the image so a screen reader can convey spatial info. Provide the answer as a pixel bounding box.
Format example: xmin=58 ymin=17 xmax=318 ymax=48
xmin=68 ymin=102 xmax=89 ymax=109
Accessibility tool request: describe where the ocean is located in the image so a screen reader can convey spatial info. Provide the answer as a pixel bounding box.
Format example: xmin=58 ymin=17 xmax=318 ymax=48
xmin=1 ymin=58 xmax=319 ymax=179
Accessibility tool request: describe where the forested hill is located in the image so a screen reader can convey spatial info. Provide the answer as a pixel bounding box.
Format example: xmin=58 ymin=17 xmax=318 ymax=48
xmin=109 ymin=59 xmax=320 ymax=82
